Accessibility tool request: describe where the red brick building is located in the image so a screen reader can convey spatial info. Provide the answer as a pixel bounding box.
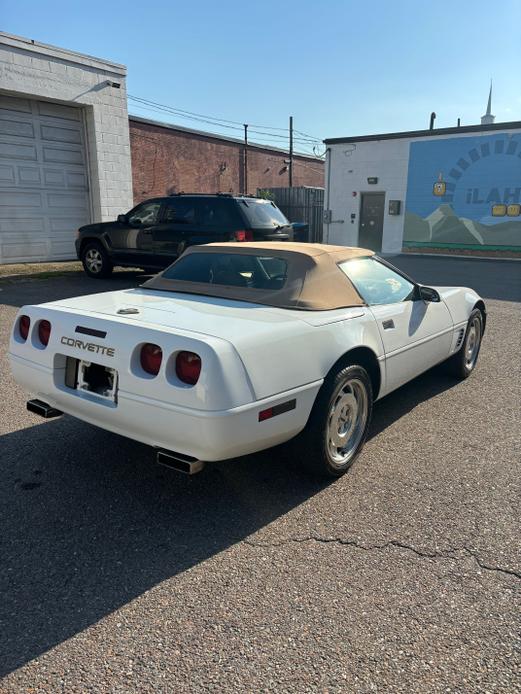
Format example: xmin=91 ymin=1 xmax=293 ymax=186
xmin=129 ymin=116 xmax=324 ymax=203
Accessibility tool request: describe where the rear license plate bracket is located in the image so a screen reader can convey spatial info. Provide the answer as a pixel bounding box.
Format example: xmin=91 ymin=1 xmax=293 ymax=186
xmin=64 ymin=356 xmax=79 ymax=389
xmin=76 ymin=359 xmax=118 ymax=402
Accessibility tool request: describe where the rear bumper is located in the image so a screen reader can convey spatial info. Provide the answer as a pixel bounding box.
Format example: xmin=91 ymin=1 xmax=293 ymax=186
xmin=260 ymin=233 xmax=291 ymax=241
xmin=9 ymin=352 xmax=320 ymax=461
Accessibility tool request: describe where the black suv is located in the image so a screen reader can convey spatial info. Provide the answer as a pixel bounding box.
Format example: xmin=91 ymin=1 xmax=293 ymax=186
xmin=76 ymin=193 xmax=293 ymax=278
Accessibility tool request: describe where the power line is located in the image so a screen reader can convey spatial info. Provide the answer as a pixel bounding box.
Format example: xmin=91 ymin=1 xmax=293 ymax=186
xmin=128 ymin=94 xmax=323 ymax=144
xmin=129 ymin=102 xmax=318 ymax=144
xmin=128 ymin=98 xmax=244 ymax=133
xmin=129 ymin=103 xmax=319 ymax=148
xmin=129 ymin=94 xmax=246 ymax=128
xmin=294 ymin=128 xmax=323 ymax=142
xmin=129 ymin=94 xmax=315 ymax=139
xmin=129 ymin=109 xmax=318 ymax=157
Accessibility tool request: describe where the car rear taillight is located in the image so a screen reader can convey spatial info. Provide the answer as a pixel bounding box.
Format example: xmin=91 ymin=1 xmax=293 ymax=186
xmin=140 ymin=343 xmax=162 ymax=376
xmin=18 ymin=315 xmax=30 ymax=341
xmin=176 ymin=351 xmax=201 ymax=385
xmin=38 ymin=320 xmax=51 ymax=347
xmin=234 ymin=230 xmax=253 ymax=242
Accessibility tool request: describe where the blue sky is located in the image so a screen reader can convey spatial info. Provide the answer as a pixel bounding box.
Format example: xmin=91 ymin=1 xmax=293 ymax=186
xmin=3 ymin=0 xmax=520 ymax=154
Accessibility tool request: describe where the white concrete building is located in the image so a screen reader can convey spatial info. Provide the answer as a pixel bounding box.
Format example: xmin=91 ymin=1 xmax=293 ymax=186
xmin=324 ymin=120 xmax=521 ymax=255
xmin=0 ymin=32 xmax=133 ymax=263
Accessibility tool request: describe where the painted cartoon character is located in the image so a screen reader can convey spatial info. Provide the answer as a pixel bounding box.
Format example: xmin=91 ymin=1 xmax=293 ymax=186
xmin=433 ymin=172 xmax=446 ymax=197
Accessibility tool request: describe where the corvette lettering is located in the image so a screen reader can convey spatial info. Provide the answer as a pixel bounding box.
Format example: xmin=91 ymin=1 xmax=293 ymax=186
xmin=61 ymin=336 xmax=115 ymax=357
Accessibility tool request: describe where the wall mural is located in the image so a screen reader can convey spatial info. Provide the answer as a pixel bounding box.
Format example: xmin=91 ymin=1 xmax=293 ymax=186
xmin=404 ymin=133 xmax=521 ymax=249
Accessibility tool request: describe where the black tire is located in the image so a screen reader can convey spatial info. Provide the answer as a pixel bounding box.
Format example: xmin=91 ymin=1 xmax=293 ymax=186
xmin=81 ymin=241 xmax=113 ymax=279
xmin=295 ymin=364 xmax=373 ymax=479
xmin=446 ymin=308 xmax=483 ymax=379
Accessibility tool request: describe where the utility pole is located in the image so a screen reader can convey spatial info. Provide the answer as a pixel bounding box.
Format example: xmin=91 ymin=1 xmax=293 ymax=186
xmin=243 ymin=124 xmax=248 ymax=194
xmin=289 ymin=116 xmax=293 ymax=187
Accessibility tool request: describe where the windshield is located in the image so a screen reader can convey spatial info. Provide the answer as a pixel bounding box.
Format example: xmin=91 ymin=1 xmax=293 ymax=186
xmin=238 ymin=199 xmax=290 ymax=228
xmin=162 ymin=252 xmax=288 ymax=290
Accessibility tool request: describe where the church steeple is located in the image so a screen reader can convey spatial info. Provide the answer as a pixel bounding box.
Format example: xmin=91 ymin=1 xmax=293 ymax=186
xmin=481 ymin=81 xmax=495 ymax=125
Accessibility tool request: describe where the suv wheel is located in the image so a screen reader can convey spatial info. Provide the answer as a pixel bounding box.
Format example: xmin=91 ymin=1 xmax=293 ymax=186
xmin=81 ymin=242 xmax=113 ymax=279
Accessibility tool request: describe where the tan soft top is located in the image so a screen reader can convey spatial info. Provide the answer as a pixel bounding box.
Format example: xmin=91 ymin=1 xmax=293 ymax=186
xmin=143 ymin=242 xmax=374 ymax=310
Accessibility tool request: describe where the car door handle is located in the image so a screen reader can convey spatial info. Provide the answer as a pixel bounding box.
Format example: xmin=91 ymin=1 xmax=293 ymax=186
xmin=142 ymin=229 xmax=152 ymax=234
xmin=382 ymin=319 xmax=395 ymax=330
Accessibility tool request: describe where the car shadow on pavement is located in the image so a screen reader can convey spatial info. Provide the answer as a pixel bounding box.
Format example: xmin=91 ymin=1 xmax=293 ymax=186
xmin=0 ymin=271 xmax=147 ymax=309
xmin=0 ymin=415 xmax=324 ymax=677
xmin=369 ymin=363 xmax=456 ymax=438
xmin=0 ymin=365 xmax=456 ymax=677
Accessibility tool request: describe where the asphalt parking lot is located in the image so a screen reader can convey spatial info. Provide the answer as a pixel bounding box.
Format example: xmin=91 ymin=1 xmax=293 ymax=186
xmin=0 ymin=256 xmax=520 ymax=693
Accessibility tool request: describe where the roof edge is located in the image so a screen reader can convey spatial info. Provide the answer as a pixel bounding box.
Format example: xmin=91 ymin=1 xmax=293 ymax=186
xmin=324 ymin=120 xmax=521 ymax=145
xmin=0 ymin=31 xmax=127 ymax=75
xmin=129 ymin=114 xmax=324 ymax=162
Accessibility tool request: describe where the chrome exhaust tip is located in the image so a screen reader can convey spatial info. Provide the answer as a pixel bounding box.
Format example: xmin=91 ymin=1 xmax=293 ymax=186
xmin=27 ymin=399 xmax=63 ymax=419
xmin=156 ymin=449 xmax=205 ymax=475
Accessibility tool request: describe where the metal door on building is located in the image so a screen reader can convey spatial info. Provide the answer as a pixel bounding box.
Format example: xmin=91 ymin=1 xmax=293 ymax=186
xmin=359 ymin=193 xmax=385 ymax=251
xmin=0 ymin=94 xmax=90 ymax=263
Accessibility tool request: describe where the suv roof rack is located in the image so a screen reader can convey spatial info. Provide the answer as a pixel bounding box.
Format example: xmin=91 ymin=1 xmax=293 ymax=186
xmin=166 ymin=192 xmax=265 ymax=198
xmin=168 ymin=192 xmax=235 ymax=197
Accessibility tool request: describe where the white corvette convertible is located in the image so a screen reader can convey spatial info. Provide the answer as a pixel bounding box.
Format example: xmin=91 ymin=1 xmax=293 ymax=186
xmin=9 ymin=242 xmax=485 ymax=478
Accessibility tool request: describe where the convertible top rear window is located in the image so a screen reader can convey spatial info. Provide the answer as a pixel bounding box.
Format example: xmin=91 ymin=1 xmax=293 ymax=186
xmin=143 ymin=243 xmax=372 ymax=310
xmin=162 ymin=252 xmax=288 ymax=290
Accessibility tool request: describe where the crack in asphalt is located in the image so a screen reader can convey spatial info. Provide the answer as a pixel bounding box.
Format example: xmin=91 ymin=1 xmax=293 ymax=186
xmin=244 ymin=536 xmax=521 ymax=581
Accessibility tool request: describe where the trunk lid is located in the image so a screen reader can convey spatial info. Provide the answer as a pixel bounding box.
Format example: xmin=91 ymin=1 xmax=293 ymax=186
xmin=42 ymin=287 xmax=319 ymax=399
xmin=48 ymin=288 xmax=305 ymax=341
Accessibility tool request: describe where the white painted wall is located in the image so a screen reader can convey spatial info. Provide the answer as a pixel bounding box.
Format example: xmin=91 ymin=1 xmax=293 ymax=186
xmin=0 ymin=32 xmax=133 ymax=259
xmin=324 ymin=126 xmax=521 ymax=254
xmin=325 ymin=139 xmax=409 ymax=253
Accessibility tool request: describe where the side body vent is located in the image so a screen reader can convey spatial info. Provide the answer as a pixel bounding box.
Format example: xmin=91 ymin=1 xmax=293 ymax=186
xmin=455 ymin=327 xmax=465 ymax=350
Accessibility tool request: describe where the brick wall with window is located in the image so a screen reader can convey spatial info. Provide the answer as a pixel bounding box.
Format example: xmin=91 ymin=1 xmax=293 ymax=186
xmin=129 ymin=117 xmax=324 ymax=203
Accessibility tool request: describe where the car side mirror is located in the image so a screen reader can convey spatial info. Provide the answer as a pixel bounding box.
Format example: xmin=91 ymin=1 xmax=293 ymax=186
xmin=117 ymin=214 xmax=127 ymax=224
xmin=418 ymin=286 xmax=441 ymax=303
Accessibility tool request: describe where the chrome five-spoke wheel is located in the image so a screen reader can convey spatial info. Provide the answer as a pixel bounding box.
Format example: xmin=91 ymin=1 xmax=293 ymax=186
xmin=464 ymin=314 xmax=481 ymax=370
xmin=327 ymin=377 xmax=369 ymax=466
xmin=295 ymin=363 xmax=373 ymax=478
xmin=446 ymin=307 xmax=484 ymax=379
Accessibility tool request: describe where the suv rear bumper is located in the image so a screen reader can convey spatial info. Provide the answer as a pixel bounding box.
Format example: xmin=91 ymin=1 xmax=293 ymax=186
xmin=260 ymin=233 xmax=291 ymax=241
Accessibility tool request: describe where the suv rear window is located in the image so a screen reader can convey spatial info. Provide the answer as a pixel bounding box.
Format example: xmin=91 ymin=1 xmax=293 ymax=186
xmin=162 ymin=252 xmax=288 ymax=290
xmin=238 ymin=199 xmax=289 ymax=228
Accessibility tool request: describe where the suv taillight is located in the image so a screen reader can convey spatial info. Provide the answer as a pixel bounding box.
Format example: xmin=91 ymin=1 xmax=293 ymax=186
xmin=176 ymin=351 xmax=201 ymax=385
xmin=18 ymin=315 xmax=30 ymax=341
xmin=234 ymin=230 xmax=253 ymax=242
xmin=140 ymin=343 xmax=162 ymax=376
xmin=38 ymin=320 xmax=51 ymax=346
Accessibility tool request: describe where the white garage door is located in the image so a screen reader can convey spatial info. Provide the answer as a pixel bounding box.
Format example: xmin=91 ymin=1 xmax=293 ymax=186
xmin=0 ymin=94 xmax=91 ymax=263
